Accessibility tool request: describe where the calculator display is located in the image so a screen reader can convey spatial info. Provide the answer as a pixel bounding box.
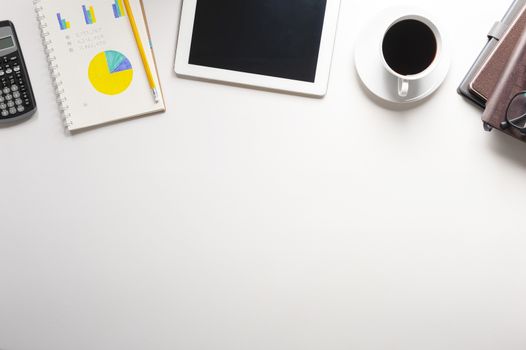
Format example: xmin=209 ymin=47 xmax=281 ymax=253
xmin=0 ymin=36 xmax=14 ymax=50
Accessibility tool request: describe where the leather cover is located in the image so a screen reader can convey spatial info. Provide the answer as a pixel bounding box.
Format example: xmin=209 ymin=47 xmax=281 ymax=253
xmin=482 ymin=27 xmax=526 ymax=141
xmin=457 ymin=0 xmax=526 ymax=109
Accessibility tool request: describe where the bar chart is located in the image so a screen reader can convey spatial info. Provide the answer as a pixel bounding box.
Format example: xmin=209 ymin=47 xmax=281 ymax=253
xmin=112 ymin=0 xmax=126 ymax=18
xmin=82 ymin=5 xmax=97 ymax=25
xmin=56 ymin=13 xmax=71 ymax=30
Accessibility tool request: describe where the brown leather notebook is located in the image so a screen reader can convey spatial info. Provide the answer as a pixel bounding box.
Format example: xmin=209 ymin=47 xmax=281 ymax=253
xmin=470 ymin=4 xmax=526 ymax=101
xmin=482 ymin=26 xmax=526 ymax=141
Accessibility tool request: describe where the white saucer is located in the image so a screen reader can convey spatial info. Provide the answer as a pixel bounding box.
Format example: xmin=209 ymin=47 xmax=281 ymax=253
xmin=355 ymin=7 xmax=450 ymax=104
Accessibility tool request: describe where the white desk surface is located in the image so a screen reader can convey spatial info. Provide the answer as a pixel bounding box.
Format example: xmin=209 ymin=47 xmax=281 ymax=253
xmin=2 ymin=1 xmax=526 ymax=349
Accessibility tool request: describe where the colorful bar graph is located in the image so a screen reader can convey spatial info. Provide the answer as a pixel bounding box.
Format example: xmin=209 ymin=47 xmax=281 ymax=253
xmin=112 ymin=0 xmax=126 ymax=18
xmin=82 ymin=5 xmax=97 ymax=25
xmin=56 ymin=13 xmax=70 ymax=30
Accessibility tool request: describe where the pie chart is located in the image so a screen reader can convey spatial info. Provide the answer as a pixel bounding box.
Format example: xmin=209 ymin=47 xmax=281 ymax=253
xmin=88 ymin=50 xmax=133 ymax=95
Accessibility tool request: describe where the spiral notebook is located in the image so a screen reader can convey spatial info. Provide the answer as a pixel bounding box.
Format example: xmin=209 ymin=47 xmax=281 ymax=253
xmin=34 ymin=0 xmax=165 ymax=131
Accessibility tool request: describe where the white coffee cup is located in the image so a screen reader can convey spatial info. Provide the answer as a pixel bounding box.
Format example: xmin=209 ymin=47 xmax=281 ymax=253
xmin=380 ymin=15 xmax=442 ymax=98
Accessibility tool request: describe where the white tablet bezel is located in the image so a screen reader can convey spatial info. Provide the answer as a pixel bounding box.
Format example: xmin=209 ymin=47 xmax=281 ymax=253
xmin=174 ymin=0 xmax=341 ymax=97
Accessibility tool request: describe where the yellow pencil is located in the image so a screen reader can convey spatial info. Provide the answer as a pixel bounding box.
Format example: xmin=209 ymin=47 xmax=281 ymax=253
xmin=123 ymin=0 xmax=159 ymax=103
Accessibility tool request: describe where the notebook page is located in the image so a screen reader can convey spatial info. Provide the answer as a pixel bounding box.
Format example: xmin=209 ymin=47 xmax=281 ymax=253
xmin=38 ymin=0 xmax=165 ymax=131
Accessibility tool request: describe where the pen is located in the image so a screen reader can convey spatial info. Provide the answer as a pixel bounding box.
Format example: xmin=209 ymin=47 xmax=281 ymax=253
xmin=123 ymin=0 xmax=159 ymax=103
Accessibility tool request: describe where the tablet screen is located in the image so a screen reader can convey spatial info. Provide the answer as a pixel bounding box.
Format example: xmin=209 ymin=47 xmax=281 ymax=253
xmin=188 ymin=0 xmax=328 ymax=83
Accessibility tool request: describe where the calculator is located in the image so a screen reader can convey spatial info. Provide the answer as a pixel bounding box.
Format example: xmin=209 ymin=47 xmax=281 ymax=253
xmin=0 ymin=20 xmax=36 ymax=123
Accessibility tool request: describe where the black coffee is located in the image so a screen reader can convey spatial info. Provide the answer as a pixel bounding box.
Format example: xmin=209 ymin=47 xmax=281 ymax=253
xmin=382 ymin=19 xmax=437 ymax=76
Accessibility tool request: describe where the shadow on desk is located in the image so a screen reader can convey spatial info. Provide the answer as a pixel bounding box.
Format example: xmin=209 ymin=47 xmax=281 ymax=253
xmin=453 ymin=94 xmax=526 ymax=169
xmin=0 ymin=113 xmax=37 ymax=129
xmin=489 ymin=130 xmax=526 ymax=169
xmin=356 ymin=75 xmax=434 ymax=112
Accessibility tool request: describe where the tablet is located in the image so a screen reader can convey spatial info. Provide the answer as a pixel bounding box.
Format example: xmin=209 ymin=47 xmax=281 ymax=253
xmin=174 ymin=0 xmax=341 ymax=97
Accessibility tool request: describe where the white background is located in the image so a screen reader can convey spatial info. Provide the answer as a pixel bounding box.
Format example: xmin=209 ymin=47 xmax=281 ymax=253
xmin=2 ymin=0 xmax=526 ymax=350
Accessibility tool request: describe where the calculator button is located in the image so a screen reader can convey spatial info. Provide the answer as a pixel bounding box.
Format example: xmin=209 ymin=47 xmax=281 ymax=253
xmin=0 ymin=71 xmax=4 ymax=77
xmin=5 ymin=68 xmax=12 ymax=74
xmin=13 ymin=92 xmax=20 ymax=99
xmin=7 ymin=101 xmax=14 ymax=108
xmin=0 ymin=103 xmax=6 ymax=109
xmin=15 ymin=98 xmax=22 ymax=106
xmin=5 ymin=94 xmax=12 ymax=100
xmin=11 ymin=85 xmax=18 ymax=91
xmin=9 ymin=107 xmax=16 ymax=115
xmin=2 ymin=87 xmax=9 ymax=94
xmin=0 ymin=96 xmax=3 ymax=103
xmin=13 ymin=66 xmax=20 ymax=72
xmin=17 ymin=105 xmax=24 ymax=113
xmin=1 ymin=110 xmax=8 ymax=117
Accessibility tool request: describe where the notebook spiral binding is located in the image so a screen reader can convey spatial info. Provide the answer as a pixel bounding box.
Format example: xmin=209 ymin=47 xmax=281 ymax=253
xmin=33 ymin=0 xmax=73 ymax=128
